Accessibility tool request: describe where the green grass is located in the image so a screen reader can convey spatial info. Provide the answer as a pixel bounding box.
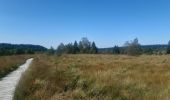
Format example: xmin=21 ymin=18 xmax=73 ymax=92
xmin=0 ymin=55 xmax=32 ymax=79
xmin=14 ymin=54 xmax=170 ymax=100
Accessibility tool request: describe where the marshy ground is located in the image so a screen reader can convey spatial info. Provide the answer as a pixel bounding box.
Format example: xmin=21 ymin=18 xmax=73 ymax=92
xmin=14 ymin=54 xmax=170 ymax=100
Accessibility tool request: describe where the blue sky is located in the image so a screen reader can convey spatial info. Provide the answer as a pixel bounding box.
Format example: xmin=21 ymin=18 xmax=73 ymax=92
xmin=0 ymin=0 xmax=170 ymax=48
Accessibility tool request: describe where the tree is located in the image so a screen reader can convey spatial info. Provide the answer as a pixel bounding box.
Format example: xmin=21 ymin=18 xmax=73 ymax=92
xmin=80 ymin=37 xmax=91 ymax=53
xmin=167 ymin=41 xmax=170 ymax=54
xmin=47 ymin=47 xmax=55 ymax=55
xmin=90 ymin=42 xmax=98 ymax=54
xmin=125 ymin=38 xmax=141 ymax=56
xmin=56 ymin=43 xmax=65 ymax=56
xmin=73 ymin=41 xmax=79 ymax=54
xmin=113 ymin=45 xmax=120 ymax=54
xmin=55 ymin=38 xmax=98 ymax=54
xmin=65 ymin=43 xmax=74 ymax=54
xmin=78 ymin=41 xmax=84 ymax=53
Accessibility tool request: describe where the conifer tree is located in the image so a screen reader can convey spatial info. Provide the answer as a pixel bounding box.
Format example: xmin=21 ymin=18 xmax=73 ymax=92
xmin=73 ymin=41 xmax=79 ymax=54
xmin=78 ymin=41 xmax=83 ymax=53
xmin=113 ymin=45 xmax=120 ymax=54
xmin=65 ymin=43 xmax=74 ymax=54
xmin=167 ymin=41 xmax=170 ymax=54
xmin=91 ymin=42 xmax=98 ymax=54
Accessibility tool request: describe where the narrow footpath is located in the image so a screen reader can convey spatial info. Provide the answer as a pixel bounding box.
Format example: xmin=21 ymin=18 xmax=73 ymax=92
xmin=0 ymin=58 xmax=33 ymax=100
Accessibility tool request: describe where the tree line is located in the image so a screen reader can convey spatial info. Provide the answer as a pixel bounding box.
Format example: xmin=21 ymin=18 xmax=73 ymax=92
xmin=111 ymin=38 xmax=170 ymax=56
xmin=1 ymin=38 xmax=169 ymax=56
xmin=49 ymin=37 xmax=170 ymax=56
xmin=48 ymin=37 xmax=98 ymax=55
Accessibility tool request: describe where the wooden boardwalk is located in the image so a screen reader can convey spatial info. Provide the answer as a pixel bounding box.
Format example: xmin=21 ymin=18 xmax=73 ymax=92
xmin=0 ymin=58 xmax=33 ymax=100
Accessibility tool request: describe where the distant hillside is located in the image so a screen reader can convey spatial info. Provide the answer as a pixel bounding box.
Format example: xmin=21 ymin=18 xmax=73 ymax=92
xmin=0 ymin=43 xmax=47 ymax=56
xmin=99 ymin=44 xmax=168 ymax=54
xmin=141 ymin=44 xmax=167 ymax=49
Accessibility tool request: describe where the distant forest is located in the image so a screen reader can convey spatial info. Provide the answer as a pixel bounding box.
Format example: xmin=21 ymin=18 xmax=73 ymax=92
xmin=48 ymin=37 xmax=170 ymax=56
xmin=0 ymin=38 xmax=170 ymax=56
xmin=99 ymin=44 xmax=168 ymax=54
xmin=0 ymin=43 xmax=47 ymax=56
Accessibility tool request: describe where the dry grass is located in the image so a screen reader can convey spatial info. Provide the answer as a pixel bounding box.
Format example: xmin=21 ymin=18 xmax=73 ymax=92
xmin=14 ymin=54 xmax=170 ymax=100
xmin=0 ymin=55 xmax=32 ymax=79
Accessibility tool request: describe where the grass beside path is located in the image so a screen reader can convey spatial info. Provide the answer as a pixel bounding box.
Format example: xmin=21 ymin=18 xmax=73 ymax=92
xmin=0 ymin=55 xmax=32 ymax=79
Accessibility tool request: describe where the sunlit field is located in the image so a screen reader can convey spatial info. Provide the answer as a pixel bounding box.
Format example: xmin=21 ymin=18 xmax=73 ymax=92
xmin=14 ymin=54 xmax=170 ymax=100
